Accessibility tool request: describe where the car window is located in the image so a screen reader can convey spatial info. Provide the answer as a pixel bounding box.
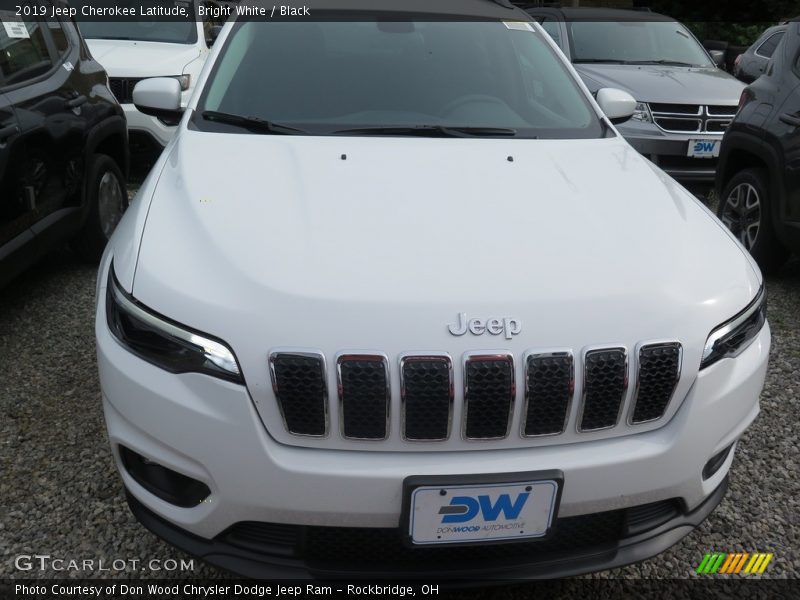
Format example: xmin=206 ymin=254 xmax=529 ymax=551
xmin=569 ymin=20 xmax=713 ymax=67
xmin=75 ymin=1 xmax=198 ymax=44
xmin=0 ymin=13 xmax=53 ymax=85
xmin=200 ymin=20 xmax=604 ymax=139
xmin=45 ymin=17 xmax=70 ymax=56
xmin=540 ymin=19 xmax=562 ymax=47
xmin=755 ymin=31 xmax=785 ymax=59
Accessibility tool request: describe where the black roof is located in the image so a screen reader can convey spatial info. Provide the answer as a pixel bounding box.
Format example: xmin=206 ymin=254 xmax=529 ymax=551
xmin=525 ymin=6 xmax=675 ymax=22
xmin=244 ymin=0 xmax=531 ymax=20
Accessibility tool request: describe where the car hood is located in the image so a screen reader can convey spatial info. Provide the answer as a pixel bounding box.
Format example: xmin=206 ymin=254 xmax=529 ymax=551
xmin=85 ymin=39 xmax=201 ymax=77
xmin=575 ymin=64 xmax=745 ymax=105
xmin=129 ymin=128 xmax=759 ymax=376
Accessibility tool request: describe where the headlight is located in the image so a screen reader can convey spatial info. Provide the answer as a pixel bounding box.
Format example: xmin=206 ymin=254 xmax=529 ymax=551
xmin=700 ymin=288 xmax=766 ymax=370
xmin=106 ymin=266 xmax=243 ymax=384
xmin=175 ymin=74 xmax=191 ymax=91
xmin=631 ymin=102 xmax=653 ymax=123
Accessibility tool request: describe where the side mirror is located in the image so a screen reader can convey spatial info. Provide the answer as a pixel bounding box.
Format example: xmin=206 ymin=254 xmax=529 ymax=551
xmin=596 ymin=88 xmax=636 ymax=124
xmin=710 ymin=50 xmax=726 ymax=68
xmin=207 ymin=25 xmax=222 ymax=47
xmin=132 ymin=78 xmax=184 ymax=126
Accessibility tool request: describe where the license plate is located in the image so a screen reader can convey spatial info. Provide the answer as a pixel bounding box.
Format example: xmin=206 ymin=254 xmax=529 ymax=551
xmin=688 ymin=139 xmax=721 ymax=158
xmin=407 ymin=478 xmax=559 ymax=545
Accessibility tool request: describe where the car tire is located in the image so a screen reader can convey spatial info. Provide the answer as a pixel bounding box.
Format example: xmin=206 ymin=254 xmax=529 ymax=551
xmin=718 ymin=168 xmax=788 ymax=273
xmin=73 ymin=154 xmax=127 ymax=262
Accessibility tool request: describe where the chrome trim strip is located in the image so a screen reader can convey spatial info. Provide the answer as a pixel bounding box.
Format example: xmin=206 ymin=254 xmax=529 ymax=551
xmin=702 ymin=287 xmax=766 ymax=365
xmin=521 ymin=350 xmax=574 ymax=438
xmin=462 ymin=352 xmax=515 ymax=441
xmin=108 ymin=271 xmax=241 ymax=378
xmin=336 ymin=353 xmax=391 ymax=441
xmin=577 ymin=345 xmax=628 ymax=433
xmin=627 ymin=341 xmax=683 ymax=426
xmin=268 ymin=350 xmax=329 ymax=439
xmin=399 ymin=353 xmax=454 ymax=442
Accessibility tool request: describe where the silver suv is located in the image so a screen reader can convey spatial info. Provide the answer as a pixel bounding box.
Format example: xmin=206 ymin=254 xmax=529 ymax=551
xmin=527 ymin=7 xmax=745 ymax=193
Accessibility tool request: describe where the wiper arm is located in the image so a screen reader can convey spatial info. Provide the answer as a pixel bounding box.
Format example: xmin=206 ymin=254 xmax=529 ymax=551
xmin=623 ymin=60 xmax=696 ymax=67
xmin=332 ymin=125 xmax=518 ymax=138
xmin=201 ymin=111 xmax=306 ymax=135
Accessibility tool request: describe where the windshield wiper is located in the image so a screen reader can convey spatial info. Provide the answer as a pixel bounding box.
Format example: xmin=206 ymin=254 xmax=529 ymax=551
xmin=201 ymin=111 xmax=307 ymax=135
xmin=332 ymin=125 xmax=519 ymax=138
xmin=623 ymin=60 xmax=697 ymax=67
xmin=572 ymin=59 xmax=628 ymax=64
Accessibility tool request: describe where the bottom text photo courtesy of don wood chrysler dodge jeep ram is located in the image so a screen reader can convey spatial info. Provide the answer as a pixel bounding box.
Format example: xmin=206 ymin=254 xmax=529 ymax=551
xmin=96 ymin=1 xmax=770 ymax=579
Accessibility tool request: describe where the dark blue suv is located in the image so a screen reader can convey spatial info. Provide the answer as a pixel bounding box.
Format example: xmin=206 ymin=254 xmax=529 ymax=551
xmin=716 ymin=18 xmax=800 ymax=272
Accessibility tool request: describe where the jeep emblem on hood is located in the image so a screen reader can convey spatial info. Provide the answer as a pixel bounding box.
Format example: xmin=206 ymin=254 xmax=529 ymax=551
xmin=448 ymin=313 xmax=522 ymax=340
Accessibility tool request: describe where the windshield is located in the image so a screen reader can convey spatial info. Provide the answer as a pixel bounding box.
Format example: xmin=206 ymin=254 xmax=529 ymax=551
xmin=76 ymin=1 xmax=198 ymax=44
xmin=197 ymin=20 xmax=604 ymax=139
xmin=569 ymin=21 xmax=712 ymax=67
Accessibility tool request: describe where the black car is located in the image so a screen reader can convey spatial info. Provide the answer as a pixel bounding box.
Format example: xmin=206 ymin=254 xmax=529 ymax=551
xmin=1 ymin=1 xmax=128 ymax=287
xmin=716 ymin=18 xmax=800 ymax=272
xmin=733 ymin=24 xmax=787 ymax=83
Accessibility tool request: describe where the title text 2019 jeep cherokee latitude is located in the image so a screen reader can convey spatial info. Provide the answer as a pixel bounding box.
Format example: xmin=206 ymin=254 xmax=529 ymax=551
xmin=96 ymin=1 xmax=769 ymax=579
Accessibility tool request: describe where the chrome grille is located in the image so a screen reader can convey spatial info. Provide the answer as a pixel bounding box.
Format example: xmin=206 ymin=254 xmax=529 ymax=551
xmin=649 ymin=104 xmax=737 ymax=134
xmin=523 ymin=352 xmax=574 ymax=437
xmin=463 ymin=354 xmax=515 ymax=440
xmin=269 ymin=352 xmax=327 ymax=437
xmin=580 ymin=348 xmax=628 ymax=432
xmin=400 ymin=355 xmax=453 ymax=441
xmin=337 ymin=355 xmax=389 ymax=440
xmin=269 ymin=342 xmax=682 ymax=444
xmin=630 ymin=343 xmax=682 ymax=424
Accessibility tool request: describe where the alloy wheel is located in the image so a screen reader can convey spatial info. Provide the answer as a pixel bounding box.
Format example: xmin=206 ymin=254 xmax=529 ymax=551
xmin=721 ymin=182 xmax=761 ymax=250
xmin=97 ymin=171 xmax=125 ymax=239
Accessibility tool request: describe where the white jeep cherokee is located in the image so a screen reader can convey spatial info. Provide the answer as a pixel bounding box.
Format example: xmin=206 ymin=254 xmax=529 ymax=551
xmin=96 ymin=0 xmax=770 ymax=579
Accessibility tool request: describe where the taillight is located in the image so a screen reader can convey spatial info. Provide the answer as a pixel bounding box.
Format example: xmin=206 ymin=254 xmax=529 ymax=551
xmin=734 ymin=54 xmax=742 ymax=68
xmin=737 ymin=88 xmax=754 ymax=113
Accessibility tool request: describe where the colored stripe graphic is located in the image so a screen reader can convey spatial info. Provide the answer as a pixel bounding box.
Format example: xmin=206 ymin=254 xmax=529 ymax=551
xmin=758 ymin=553 xmax=774 ymax=573
xmin=710 ymin=552 xmax=727 ymax=573
xmin=733 ymin=553 xmax=750 ymax=574
xmin=696 ymin=553 xmax=713 ymax=574
xmin=744 ymin=554 xmax=760 ymax=574
xmin=698 ymin=552 xmax=774 ymax=575
xmin=719 ymin=553 xmax=736 ymax=574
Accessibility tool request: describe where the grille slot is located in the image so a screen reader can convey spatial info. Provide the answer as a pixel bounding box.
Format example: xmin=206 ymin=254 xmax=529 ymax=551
xmin=269 ymin=352 xmax=327 ymax=437
xmin=523 ymin=353 xmax=574 ymax=437
xmin=338 ymin=355 xmax=389 ymax=440
xmin=649 ymin=103 xmax=701 ymax=115
xmin=463 ymin=354 xmax=514 ymax=440
xmin=401 ymin=356 xmax=453 ymax=441
xmin=630 ymin=343 xmax=682 ymax=424
xmin=580 ymin=348 xmax=627 ymax=431
xmin=108 ymin=77 xmax=143 ymax=104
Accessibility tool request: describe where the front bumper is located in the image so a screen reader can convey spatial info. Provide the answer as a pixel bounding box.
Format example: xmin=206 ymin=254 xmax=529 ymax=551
xmin=96 ymin=279 xmax=769 ymax=578
xmin=126 ymin=478 xmax=729 ymax=579
xmin=617 ymin=123 xmax=723 ymax=183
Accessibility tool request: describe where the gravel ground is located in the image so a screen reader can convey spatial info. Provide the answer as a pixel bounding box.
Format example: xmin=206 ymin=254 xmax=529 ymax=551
xmin=1 ymin=210 xmax=798 ymax=593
